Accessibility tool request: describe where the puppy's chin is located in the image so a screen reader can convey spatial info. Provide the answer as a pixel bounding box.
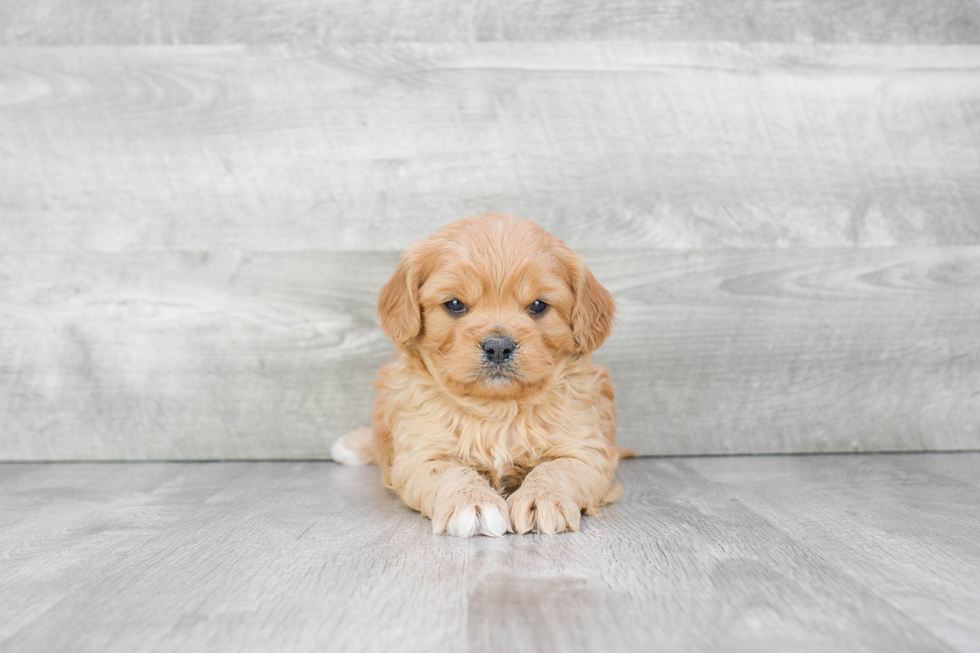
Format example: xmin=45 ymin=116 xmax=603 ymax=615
xmin=481 ymin=369 xmax=520 ymax=387
xmin=440 ymin=366 xmax=536 ymax=401
xmin=471 ymin=374 xmax=527 ymax=400
xmin=466 ymin=364 xmax=553 ymax=401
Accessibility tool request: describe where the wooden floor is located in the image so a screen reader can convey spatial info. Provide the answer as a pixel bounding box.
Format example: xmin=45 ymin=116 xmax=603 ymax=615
xmin=2 ymin=454 xmax=978 ymax=652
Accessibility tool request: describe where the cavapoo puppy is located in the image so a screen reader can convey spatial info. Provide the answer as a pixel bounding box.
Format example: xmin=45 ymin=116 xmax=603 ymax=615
xmin=332 ymin=213 xmax=632 ymax=537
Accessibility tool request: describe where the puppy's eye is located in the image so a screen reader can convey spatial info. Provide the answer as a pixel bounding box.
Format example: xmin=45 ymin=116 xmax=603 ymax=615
xmin=528 ymin=300 xmax=548 ymax=315
xmin=444 ymin=299 xmax=467 ymax=314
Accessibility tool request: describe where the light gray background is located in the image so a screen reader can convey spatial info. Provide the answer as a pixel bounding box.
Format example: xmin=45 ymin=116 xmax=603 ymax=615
xmin=2 ymin=1 xmax=979 ymax=460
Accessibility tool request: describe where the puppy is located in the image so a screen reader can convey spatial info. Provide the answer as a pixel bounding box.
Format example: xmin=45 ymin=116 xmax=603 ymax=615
xmin=332 ymin=214 xmax=632 ymax=536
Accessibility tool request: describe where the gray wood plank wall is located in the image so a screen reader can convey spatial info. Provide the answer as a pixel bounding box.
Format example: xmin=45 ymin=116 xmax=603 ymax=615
xmin=1 ymin=2 xmax=978 ymax=459
xmin=3 ymin=44 xmax=979 ymax=251
xmin=3 ymin=1 xmax=980 ymax=44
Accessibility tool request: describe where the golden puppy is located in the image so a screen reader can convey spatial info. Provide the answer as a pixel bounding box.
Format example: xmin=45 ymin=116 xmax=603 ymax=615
xmin=332 ymin=213 xmax=631 ymax=536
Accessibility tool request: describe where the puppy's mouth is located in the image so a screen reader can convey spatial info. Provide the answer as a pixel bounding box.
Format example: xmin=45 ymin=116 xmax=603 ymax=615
xmin=479 ymin=364 xmax=521 ymax=383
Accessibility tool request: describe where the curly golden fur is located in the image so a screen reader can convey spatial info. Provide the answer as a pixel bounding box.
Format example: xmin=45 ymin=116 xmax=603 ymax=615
xmin=333 ymin=214 xmax=632 ymax=537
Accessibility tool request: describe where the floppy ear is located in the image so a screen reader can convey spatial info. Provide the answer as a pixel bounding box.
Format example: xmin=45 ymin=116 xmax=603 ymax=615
xmin=567 ymin=255 xmax=616 ymax=354
xmin=377 ymin=241 xmax=432 ymax=345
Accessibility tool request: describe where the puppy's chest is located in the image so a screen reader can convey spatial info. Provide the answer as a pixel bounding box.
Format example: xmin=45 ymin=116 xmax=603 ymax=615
xmin=457 ymin=419 xmax=543 ymax=493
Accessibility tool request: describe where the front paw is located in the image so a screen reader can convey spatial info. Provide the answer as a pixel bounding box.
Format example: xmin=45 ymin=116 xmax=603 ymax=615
xmin=431 ymin=487 xmax=511 ymax=538
xmin=507 ymin=485 xmax=582 ymax=535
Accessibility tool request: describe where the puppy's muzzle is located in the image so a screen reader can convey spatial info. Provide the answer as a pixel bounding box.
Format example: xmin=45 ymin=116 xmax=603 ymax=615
xmin=481 ymin=335 xmax=516 ymax=364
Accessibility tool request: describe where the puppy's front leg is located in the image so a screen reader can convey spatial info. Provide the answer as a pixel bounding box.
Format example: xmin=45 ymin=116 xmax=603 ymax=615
xmin=391 ymin=455 xmax=511 ymax=538
xmin=508 ymin=450 xmax=616 ymax=535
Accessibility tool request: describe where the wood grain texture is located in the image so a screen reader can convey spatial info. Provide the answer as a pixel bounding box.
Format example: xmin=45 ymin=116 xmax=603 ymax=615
xmin=2 ymin=0 xmax=979 ymax=45
xmin=2 ymin=43 xmax=979 ymax=251
xmin=2 ymin=248 xmax=978 ymax=460
xmin=598 ymin=247 xmax=980 ymax=455
xmin=0 ymin=463 xmax=250 ymax=641
xmin=688 ymin=455 xmax=980 ymax=651
xmin=0 ymin=251 xmax=389 ymax=460
xmin=1 ymin=462 xmax=470 ymax=652
xmin=2 ymin=455 xmax=979 ymax=652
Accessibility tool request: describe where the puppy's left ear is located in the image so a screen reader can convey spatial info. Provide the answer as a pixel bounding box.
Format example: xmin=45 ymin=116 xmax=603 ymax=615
xmin=564 ymin=251 xmax=616 ymax=354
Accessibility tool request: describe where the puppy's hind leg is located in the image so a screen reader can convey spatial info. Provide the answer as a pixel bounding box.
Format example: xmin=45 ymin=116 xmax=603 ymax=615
xmin=331 ymin=427 xmax=376 ymax=465
xmin=594 ymin=364 xmax=635 ymax=459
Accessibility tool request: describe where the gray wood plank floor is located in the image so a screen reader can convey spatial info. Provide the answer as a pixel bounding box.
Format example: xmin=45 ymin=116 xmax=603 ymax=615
xmin=1 ymin=454 xmax=978 ymax=652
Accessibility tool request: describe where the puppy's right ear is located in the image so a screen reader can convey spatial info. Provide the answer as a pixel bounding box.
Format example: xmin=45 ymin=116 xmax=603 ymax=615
xmin=377 ymin=241 xmax=431 ymax=345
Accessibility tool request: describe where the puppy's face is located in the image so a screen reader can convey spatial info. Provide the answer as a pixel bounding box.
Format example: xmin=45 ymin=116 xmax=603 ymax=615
xmin=378 ymin=215 xmax=615 ymax=400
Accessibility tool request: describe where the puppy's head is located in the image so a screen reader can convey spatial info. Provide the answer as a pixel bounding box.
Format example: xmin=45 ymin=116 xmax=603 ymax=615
xmin=378 ymin=214 xmax=615 ymax=400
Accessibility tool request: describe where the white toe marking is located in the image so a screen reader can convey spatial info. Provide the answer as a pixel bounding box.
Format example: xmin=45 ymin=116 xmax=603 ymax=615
xmin=478 ymin=504 xmax=508 ymax=537
xmin=447 ymin=506 xmax=479 ymax=538
xmin=331 ymin=436 xmax=369 ymax=465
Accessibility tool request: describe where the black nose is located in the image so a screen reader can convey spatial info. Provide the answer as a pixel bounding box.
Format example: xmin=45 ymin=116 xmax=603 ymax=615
xmin=482 ymin=335 xmax=516 ymax=364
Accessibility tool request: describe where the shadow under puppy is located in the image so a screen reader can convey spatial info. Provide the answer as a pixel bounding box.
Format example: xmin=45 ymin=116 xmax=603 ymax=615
xmin=333 ymin=213 xmax=633 ymax=536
